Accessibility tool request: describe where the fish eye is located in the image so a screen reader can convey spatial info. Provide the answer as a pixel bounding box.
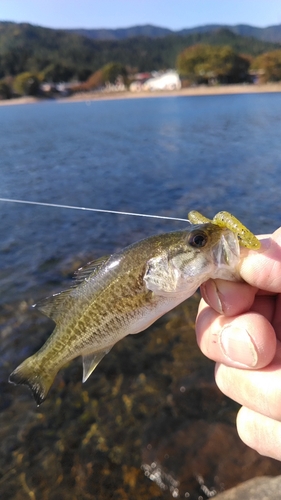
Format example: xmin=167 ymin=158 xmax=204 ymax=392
xmin=188 ymin=230 xmax=208 ymax=248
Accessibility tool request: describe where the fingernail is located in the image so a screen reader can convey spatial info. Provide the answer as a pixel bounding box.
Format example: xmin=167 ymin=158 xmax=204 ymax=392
xmin=201 ymin=280 xmax=223 ymax=314
xmin=220 ymin=325 xmax=258 ymax=367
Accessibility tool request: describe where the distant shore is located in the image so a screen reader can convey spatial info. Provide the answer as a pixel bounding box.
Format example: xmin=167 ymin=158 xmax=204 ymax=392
xmin=1 ymin=83 xmax=281 ymax=106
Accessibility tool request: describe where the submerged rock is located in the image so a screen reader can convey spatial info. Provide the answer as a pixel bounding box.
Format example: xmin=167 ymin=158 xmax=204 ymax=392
xmin=215 ymin=475 xmax=281 ymax=499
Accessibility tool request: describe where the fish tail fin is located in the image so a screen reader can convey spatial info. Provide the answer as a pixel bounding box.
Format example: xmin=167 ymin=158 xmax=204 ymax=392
xmin=9 ymin=356 xmax=57 ymax=406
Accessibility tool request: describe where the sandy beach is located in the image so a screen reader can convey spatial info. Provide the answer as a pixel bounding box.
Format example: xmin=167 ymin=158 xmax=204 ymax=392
xmin=1 ymin=82 xmax=281 ymax=106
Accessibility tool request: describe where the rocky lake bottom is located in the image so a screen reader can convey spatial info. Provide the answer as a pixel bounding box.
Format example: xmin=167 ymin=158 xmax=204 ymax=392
xmin=1 ymin=282 xmax=280 ymax=499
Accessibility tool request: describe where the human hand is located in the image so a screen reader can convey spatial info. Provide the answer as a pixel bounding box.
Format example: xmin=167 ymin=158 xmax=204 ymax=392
xmin=196 ymin=227 xmax=281 ymax=460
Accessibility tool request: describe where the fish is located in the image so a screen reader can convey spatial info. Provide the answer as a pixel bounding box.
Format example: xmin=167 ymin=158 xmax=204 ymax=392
xmin=9 ymin=222 xmax=241 ymax=405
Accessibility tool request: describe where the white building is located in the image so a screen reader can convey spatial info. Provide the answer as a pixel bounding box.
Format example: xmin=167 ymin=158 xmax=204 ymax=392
xmin=142 ymin=71 xmax=181 ymax=91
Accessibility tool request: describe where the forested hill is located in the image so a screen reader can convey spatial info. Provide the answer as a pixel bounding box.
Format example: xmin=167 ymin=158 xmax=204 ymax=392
xmin=68 ymin=23 xmax=281 ymax=43
xmin=0 ymin=21 xmax=280 ymax=79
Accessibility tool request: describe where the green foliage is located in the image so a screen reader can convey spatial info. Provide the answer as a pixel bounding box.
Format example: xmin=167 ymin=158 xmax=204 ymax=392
xmin=76 ymin=68 xmax=92 ymax=82
xmin=73 ymin=63 xmax=128 ymax=92
xmin=251 ymin=50 xmax=281 ymax=81
xmin=0 ymin=22 xmax=98 ymax=80
xmin=101 ymin=62 xmax=128 ymax=84
xmin=177 ymin=44 xmax=250 ymax=83
xmin=72 ymin=69 xmax=104 ymax=91
xmin=68 ymin=24 xmax=281 ymax=43
xmin=0 ymin=79 xmax=12 ymax=99
xmin=0 ymin=22 xmax=279 ymax=81
xmin=42 ymin=63 xmax=75 ymax=83
xmin=13 ymin=72 xmax=40 ymax=96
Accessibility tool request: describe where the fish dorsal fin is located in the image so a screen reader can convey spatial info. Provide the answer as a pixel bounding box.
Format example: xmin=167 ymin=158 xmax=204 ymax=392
xmin=73 ymin=255 xmax=111 ymax=286
xmin=33 ymin=255 xmax=110 ymax=323
xmin=82 ymin=347 xmax=112 ymax=382
xmin=35 ymin=255 xmax=111 ymax=322
xmin=35 ymin=290 xmax=71 ymax=323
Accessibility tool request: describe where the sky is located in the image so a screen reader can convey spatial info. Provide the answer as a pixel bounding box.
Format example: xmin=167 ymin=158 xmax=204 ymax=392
xmin=1 ymin=0 xmax=281 ymax=30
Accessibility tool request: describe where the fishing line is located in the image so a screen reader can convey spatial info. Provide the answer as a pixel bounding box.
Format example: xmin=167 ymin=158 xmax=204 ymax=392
xmin=0 ymin=197 xmax=189 ymax=223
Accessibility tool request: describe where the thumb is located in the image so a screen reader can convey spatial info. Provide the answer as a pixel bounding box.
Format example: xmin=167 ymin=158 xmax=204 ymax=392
xmin=239 ymin=228 xmax=281 ymax=292
xmin=196 ymin=299 xmax=276 ymax=369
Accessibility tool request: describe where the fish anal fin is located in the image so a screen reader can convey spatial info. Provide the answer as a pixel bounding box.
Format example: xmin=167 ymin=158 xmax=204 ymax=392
xmin=74 ymin=255 xmax=111 ymax=285
xmin=82 ymin=348 xmax=112 ymax=383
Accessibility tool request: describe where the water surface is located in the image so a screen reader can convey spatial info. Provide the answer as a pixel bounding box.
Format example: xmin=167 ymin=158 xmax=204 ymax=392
xmin=1 ymin=94 xmax=281 ymax=499
xmin=1 ymin=93 xmax=281 ymax=303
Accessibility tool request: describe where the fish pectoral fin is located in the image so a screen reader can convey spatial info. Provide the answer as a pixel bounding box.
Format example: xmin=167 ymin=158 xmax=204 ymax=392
xmin=143 ymin=255 xmax=179 ymax=294
xmin=82 ymin=348 xmax=112 ymax=382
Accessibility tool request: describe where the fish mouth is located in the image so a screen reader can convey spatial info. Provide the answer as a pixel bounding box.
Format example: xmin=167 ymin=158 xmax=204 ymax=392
xmin=213 ymin=229 xmax=241 ymax=281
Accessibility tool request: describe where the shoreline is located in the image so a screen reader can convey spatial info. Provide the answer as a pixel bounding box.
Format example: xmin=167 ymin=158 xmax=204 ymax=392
xmin=1 ymin=83 xmax=281 ymax=106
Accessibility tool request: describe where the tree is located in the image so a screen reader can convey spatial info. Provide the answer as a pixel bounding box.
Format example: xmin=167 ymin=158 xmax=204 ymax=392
xmin=251 ymin=50 xmax=281 ymax=82
xmin=42 ymin=63 xmax=75 ymax=83
xmin=177 ymin=44 xmax=250 ymax=84
xmin=83 ymin=69 xmax=104 ymax=89
xmin=0 ymin=80 xmax=12 ymax=99
xmin=77 ymin=68 xmax=92 ymax=82
xmin=73 ymin=63 xmax=129 ymax=92
xmin=13 ymin=72 xmax=40 ymax=96
xmin=72 ymin=69 xmax=104 ymax=92
xmin=101 ymin=62 xmax=128 ymax=85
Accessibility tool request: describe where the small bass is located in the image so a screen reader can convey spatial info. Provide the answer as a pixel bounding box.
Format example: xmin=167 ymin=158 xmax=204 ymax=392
xmin=9 ymin=222 xmax=240 ymax=405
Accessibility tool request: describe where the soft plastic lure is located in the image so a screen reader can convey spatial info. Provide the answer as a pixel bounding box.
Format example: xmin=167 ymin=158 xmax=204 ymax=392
xmin=188 ymin=210 xmax=261 ymax=250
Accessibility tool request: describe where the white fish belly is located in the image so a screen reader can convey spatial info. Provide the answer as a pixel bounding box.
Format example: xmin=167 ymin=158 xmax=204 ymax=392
xmin=128 ymin=293 xmax=189 ymax=336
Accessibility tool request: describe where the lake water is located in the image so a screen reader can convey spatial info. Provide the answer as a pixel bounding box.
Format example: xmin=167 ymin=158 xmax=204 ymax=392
xmin=1 ymin=93 xmax=281 ymax=499
xmin=1 ymin=93 xmax=281 ymax=304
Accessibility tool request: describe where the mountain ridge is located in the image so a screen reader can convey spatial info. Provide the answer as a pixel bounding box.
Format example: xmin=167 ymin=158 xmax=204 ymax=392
xmin=0 ymin=21 xmax=280 ymax=80
xmin=65 ymin=22 xmax=281 ymax=43
xmin=1 ymin=20 xmax=281 ymax=43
